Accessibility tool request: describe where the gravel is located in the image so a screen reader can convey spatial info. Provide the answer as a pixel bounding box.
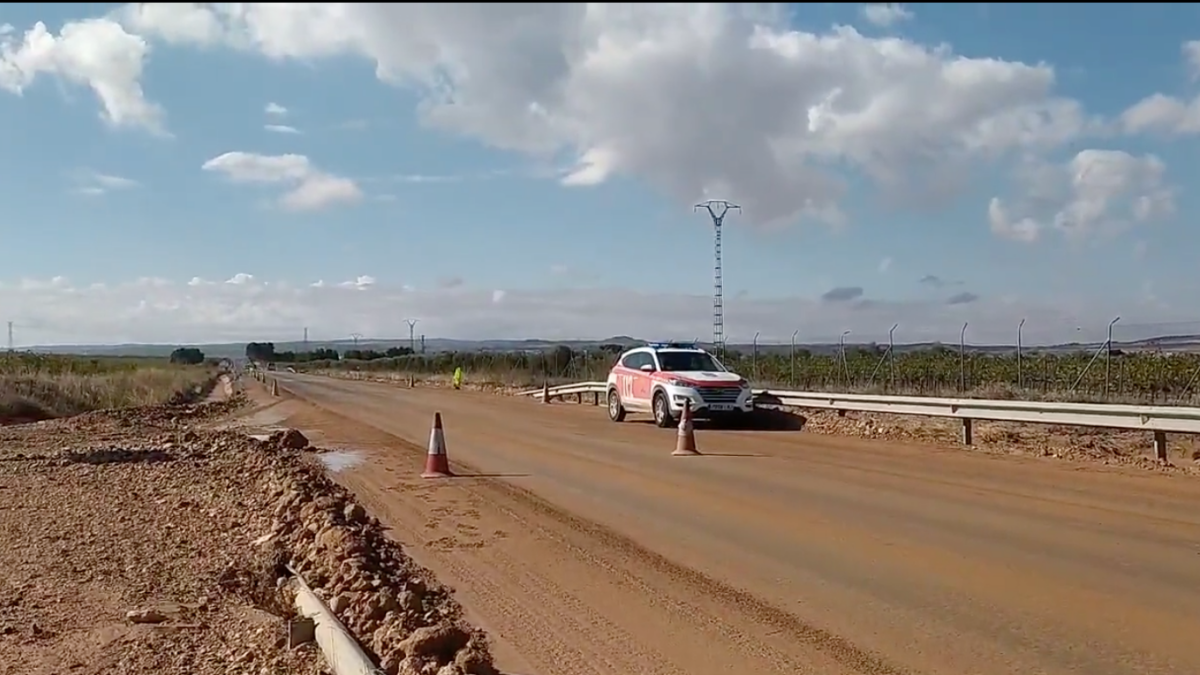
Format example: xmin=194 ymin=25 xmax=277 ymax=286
xmin=0 ymin=395 xmax=497 ymax=675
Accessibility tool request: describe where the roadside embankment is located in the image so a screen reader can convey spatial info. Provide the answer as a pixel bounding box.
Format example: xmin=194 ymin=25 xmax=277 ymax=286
xmin=0 ymin=387 xmax=497 ymax=675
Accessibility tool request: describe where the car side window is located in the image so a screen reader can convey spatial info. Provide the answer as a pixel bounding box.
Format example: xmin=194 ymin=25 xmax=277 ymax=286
xmin=620 ymin=352 xmax=642 ymax=369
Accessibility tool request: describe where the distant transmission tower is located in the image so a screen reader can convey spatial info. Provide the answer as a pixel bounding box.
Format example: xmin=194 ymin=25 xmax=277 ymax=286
xmin=303 ymin=327 xmax=309 ymax=351
xmin=6 ymin=321 xmax=12 ymax=352
xmin=405 ymin=319 xmax=419 ymax=353
xmin=694 ymin=200 xmax=741 ymax=357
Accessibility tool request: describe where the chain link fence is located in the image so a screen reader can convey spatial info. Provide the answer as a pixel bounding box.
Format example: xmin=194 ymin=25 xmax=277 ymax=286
xmin=295 ymin=319 xmax=1200 ymax=405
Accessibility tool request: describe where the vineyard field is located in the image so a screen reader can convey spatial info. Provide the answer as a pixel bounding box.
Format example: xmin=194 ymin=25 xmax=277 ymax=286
xmin=294 ymin=345 xmax=1200 ymax=405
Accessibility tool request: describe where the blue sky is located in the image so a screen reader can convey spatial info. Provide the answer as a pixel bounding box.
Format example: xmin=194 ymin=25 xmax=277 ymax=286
xmin=0 ymin=3 xmax=1197 ymax=345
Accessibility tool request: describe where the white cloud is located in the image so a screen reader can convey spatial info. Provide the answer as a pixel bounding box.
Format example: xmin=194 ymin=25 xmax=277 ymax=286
xmin=1184 ymin=40 xmax=1200 ymax=80
xmin=1119 ymin=93 xmax=1200 ymax=136
xmin=988 ymin=150 xmax=1175 ymax=243
xmin=201 ymin=151 xmax=363 ymax=212
xmin=91 ymin=171 xmax=139 ymax=189
xmin=265 ymin=101 xmax=288 ymax=117
xmin=72 ymin=169 xmax=140 ymax=196
xmin=860 ymin=4 xmax=914 ymax=28
xmin=1119 ymin=41 xmax=1200 ymax=136
xmin=265 ymin=123 xmax=301 ymax=134
xmin=0 ymin=18 xmax=166 ymax=134
xmin=103 ymin=4 xmax=1096 ymax=227
xmin=877 ymin=257 xmax=892 ymax=274
xmin=0 ymin=274 xmax=1182 ymax=347
xmin=338 ymin=275 xmax=376 ymax=291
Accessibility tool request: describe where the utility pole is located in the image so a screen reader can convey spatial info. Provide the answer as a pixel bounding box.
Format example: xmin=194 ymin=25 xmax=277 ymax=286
xmin=694 ymin=199 xmax=741 ymax=358
xmin=420 ymin=334 xmax=426 ymax=354
xmin=405 ymin=319 xmax=419 ymax=353
xmin=6 ymin=321 xmax=12 ymax=352
xmin=303 ymin=327 xmax=309 ymax=352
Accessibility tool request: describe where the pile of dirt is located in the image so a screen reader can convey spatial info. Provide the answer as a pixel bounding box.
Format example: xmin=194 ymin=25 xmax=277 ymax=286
xmin=261 ymin=465 xmax=496 ymax=675
xmin=0 ymin=396 xmax=498 ymax=675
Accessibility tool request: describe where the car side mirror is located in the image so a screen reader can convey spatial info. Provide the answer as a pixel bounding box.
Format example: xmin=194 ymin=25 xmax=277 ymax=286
xmin=639 ymin=364 xmax=656 ymax=372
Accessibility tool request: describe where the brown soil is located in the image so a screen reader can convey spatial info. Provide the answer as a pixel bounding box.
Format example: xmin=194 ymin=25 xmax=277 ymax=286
xmin=0 ymin=381 xmax=496 ymax=675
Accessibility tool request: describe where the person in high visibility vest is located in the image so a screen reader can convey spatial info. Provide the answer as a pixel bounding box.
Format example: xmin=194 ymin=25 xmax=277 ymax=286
xmin=452 ymin=367 xmax=463 ymax=390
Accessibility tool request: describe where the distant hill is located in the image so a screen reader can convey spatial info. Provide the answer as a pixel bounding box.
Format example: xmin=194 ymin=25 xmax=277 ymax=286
xmin=22 ymin=332 xmax=1200 ymax=359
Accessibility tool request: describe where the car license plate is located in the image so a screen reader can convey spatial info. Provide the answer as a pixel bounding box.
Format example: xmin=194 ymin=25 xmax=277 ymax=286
xmin=709 ymin=404 xmax=735 ymax=412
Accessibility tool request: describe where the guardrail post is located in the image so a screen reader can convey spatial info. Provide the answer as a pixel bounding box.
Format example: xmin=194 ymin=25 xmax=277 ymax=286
xmin=593 ymin=392 xmax=600 ymax=406
xmin=1154 ymin=431 xmax=1168 ymax=461
xmin=576 ymin=392 xmax=582 ymax=404
xmin=961 ymin=418 xmax=973 ymax=446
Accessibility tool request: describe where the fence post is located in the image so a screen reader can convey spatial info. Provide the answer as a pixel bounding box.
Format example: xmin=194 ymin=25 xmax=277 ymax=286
xmin=959 ymin=322 xmax=968 ymax=393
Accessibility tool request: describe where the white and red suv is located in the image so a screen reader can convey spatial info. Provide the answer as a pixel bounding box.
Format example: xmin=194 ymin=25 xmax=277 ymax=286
xmin=606 ymin=343 xmax=754 ymax=427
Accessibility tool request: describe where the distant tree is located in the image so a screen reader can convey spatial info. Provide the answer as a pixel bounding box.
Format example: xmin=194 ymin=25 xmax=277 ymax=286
xmin=245 ymin=342 xmax=277 ymax=362
xmin=311 ymin=347 xmax=340 ymax=361
xmin=169 ymin=347 xmax=205 ymax=365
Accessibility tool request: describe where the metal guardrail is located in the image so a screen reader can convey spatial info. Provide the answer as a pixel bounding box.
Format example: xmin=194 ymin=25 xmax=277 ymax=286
xmin=521 ymin=382 xmax=1200 ymax=459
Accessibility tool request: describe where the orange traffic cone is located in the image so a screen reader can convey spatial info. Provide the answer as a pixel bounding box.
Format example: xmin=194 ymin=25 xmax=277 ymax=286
xmin=541 ymin=381 xmax=550 ymax=404
xmin=421 ymin=412 xmax=454 ymax=478
xmin=673 ymin=400 xmax=700 ymax=456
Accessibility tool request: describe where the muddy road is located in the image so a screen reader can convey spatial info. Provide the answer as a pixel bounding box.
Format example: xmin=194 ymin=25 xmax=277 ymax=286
xmin=272 ymin=372 xmax=1200 ymax=675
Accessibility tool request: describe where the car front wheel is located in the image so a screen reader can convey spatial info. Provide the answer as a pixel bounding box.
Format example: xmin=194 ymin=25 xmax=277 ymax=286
xmin=607 ymin=389 xmax=627 ymax=422
xmin=653 ymin=391 xmax=675 ymax=428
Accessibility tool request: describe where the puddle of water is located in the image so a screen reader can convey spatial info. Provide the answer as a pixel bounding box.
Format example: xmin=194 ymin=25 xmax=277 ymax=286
xmin=317 ymin=450 xmax=367 ymax=473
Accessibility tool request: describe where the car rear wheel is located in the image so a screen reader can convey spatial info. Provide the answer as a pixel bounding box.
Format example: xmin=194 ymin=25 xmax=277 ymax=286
xmin=653 ymin=391 xmax=675 ymax=428
xmin=607 ymin=389 xmax=626 ymax=422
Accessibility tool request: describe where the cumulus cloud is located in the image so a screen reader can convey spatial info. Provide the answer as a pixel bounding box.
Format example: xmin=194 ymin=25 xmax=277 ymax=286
xmin=264 ymin=123 xmax=301 ymax=134
xmin=264 ymin=101 xmax=287 ymax=117
xmin=0 ymin=274 xmax=1178 ymax=347
xmin=859 ymin=4 xmax=914 ymax=28
xmin=1119 ymin=41 xmax=1200 ymax=136
xmin=201 ymin=151 xmax=363 ymax=212
xmin=0 ymin=3 xmax=1111 ymax=229
xmin=988 ymin=150 xmax=1175 ymax=243
xmin=0 ymin=17 xmax=166 ymax=133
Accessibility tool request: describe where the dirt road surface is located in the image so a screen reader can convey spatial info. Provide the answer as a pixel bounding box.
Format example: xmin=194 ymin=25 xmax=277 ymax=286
xmin=272 ymin=372 xmax=1200 ymax=675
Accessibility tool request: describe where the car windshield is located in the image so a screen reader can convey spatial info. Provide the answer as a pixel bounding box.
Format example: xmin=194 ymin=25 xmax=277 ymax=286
xmin=657 ymin=351 xmax=723 ymax=372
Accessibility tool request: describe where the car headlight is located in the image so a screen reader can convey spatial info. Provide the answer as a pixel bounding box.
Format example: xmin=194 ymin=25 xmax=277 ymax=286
xmin=667 ymin=379 xmax=689 ymax=388
xmin=736 ymin=378 xmax=748 ymax=388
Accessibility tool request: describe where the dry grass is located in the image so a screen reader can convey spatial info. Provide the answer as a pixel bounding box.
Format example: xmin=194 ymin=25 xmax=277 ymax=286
xmin=0 ymin=353 xmax=214 ymax=423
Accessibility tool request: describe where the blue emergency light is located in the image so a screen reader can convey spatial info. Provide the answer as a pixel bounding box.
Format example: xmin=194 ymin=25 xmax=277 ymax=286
xmin=645 ymin=341 xmax=699 ymax=350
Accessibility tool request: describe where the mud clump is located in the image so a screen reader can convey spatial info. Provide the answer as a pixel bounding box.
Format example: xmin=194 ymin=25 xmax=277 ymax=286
xmin=268 ymin=428 xmax=310 ymax=450
xmin=264 ymin=465 xmax=497 ymax=675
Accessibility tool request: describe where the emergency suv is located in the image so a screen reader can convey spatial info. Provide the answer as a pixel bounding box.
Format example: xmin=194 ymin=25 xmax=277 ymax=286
xmin=606 ymin=342 xmax=754 ymax=427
